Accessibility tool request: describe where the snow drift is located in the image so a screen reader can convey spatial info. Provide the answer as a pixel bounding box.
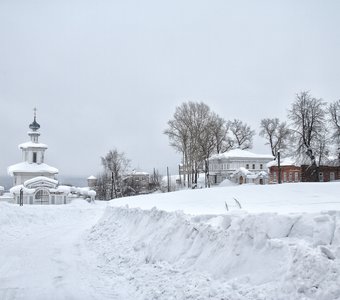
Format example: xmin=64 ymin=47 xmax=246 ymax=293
xmin=88 ymin=206 xmax=340 ymax=299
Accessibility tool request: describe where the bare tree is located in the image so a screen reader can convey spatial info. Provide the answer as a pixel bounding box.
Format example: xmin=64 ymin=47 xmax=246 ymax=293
xmin=150 ymin=168 xmax=163 ymax=190
xmin=101 ymin=149 xmax=130 ymax=199
xmin=210 ymin=116 xmax=228 ymax=154
xmin=197 ymin=112 xmax=225 ymax=187
xmin=259 ymin=118 xmax=291 ymax=158
xmin=94 ymin=172 xmax=110 ymax=200
xmin=329 ymin=99 xmax=340 ymax=147
xmin=164 ymin=103 xmax=191 ymax=187
xmin=227 ymin=119 xmax=255 ymax=150
xmin=288 ymin=91 xmax=327 ymax=181
xmin=164 ymin=102 xmax=225 ymax=187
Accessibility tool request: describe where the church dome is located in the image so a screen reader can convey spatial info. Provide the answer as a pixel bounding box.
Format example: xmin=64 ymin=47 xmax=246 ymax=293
xmin=29 ymin=109 xmax=40 ymax=131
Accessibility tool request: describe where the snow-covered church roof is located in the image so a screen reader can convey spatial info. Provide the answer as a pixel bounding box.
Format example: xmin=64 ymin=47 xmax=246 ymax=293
xmin=24 ymin=176 xmax=58 ymax=187
xmin=19 ymin=141 xmax=48 ymax=149
xmin=7 ymin=162 xmax=58 ymax=176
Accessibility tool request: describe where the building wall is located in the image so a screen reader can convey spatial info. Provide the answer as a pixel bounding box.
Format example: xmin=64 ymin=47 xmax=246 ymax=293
xmin=13 ymin=172 xmax=56 ymax=185
xmin=269 ymin=166 xmax=301 ymax=183
xmin=269 ymin=165 xmax=340 ymax=183
xmin=209 ymin=157 xmax=271 ymax=184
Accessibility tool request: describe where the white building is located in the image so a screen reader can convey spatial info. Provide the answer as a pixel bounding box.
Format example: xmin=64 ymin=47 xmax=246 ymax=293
xmin=8 ymin=114 xmax=58 ymax=186
xmin=208 ymin=149 xmax=273 ymax=184
xmin=4 ymin=111 xmax=95 ymax=205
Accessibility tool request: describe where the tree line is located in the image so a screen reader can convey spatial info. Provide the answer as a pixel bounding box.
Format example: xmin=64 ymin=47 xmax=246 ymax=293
xmin=95 ymin=149 xmax=162 ymax=200
xmin=164 ymin=92 xmax=340 ymax=185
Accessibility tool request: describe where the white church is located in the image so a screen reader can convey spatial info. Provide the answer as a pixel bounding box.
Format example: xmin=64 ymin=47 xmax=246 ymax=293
xmin=4 ymin=110 xmax=95 ymax=205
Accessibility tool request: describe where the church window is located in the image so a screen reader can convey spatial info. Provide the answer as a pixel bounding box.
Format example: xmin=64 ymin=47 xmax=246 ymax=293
xmin=252 ymin=164 xmax=255 ymax=169
xmin=246 ymin=164 xmax=249 ymax=169
xmin=260 ymin=164 xmax=263 ymax=169
xmin=33 ymin=152 xmax=37 ymax=163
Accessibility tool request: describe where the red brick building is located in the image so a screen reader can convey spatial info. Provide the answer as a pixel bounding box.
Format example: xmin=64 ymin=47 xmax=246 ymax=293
xmin=268 ymin=157 xmax=340 ymax=183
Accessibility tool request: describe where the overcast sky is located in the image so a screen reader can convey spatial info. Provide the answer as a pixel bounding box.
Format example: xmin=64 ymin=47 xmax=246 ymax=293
xmin=0 ymin=0 xmax=340 ymax=178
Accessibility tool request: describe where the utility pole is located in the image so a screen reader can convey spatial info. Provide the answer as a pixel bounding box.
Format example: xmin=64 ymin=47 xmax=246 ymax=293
xmin=278 ymin=150 xmax=282 ymax=184
xmin=111 ymin=171 xmax=114 ymax=199
xmin=167 ymin=166 xmax=170 ymax=192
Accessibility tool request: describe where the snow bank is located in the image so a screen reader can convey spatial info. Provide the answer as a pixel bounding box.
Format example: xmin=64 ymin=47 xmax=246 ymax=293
xmin=88 ymin=206 xmax=340 ymax=299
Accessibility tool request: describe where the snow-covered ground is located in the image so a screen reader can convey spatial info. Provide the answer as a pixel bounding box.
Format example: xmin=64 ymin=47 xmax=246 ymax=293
xmin=1 ymin=183 xmax=340 ymax=299
xmin=112 ymin=181 xmax=340 ymax=214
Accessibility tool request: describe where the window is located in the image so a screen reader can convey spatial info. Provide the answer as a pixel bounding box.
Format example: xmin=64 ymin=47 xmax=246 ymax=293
xmin=252 ymin=164 xmax=255 ymax=170
xmin=33 ymin=152 xmax=37 ymax=163
xmin=260 ymin=164 xmax=263 ymax=170
xmin=289 ymin=172 xmax=293 ymax=182
xmin=283 ymin=172 xmax=287 ymax=182
xmin=273 ymin=172 xmax=277 ymax=182
xmin=246 ymin=164 xmax=249 ymax=169
xmin=330 ymin=172 xmax=335 ymax=181
xmin=294 ymin=172 xmax=299 ymax=182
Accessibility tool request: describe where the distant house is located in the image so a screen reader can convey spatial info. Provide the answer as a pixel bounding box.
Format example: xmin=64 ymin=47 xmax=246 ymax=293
xmin=0 ymin=186 xmax=4 ymax=196
xmin=267 ymin=156 xmax=340 ymax=183
xmin=123 ymin=170 xmax=150 ymax=194
xmin=208 ymin=149 xmax=273 ymax=185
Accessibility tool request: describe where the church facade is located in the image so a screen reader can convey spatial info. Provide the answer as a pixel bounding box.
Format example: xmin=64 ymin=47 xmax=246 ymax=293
xmin=5 ymin=111 xmax=95 ymax=205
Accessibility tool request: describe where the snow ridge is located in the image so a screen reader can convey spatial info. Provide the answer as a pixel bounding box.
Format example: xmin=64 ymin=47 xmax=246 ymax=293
xmin=88 ymin=206 xmax=340 ymax=299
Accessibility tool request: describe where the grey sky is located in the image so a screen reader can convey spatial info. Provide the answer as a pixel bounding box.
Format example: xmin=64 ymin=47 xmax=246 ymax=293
xmin=1 ymin=0 xmax=340 ymax=177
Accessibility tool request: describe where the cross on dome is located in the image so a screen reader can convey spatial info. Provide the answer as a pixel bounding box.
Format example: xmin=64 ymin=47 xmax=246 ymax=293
xmin=29 ymin=107 xmax=40 ymax=132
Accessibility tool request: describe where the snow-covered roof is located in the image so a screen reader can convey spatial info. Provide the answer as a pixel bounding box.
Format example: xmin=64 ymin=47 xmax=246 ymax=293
xmin=130 ymin=170 xmax=149 ymax=176
xmin=231 ymin=167 xmax=254 ymax=176
xmin=257 ymin=171 xmax=268 ymax=178
xmin=8 ymin=162 xmax=58 ymax=176
xmin=266 ymin=157 xmax=301 ymax=168
xmin=210 ymin=149 xmax=273 ymax=160
xmin=267 ymin=156 xmax=301 ymax=168
xmin=24 ymin=176 xmax=58 ymax=187
xmin=267 ymin=154 xmax=340 ymax=168
xmin=35 ymin=184 xmax=96 ymax=197
xmin=87 ymin=175 xmax=97 ymax=180
xmin=10 ymin=185 xmax=35 ymax=195
xmin=49 ymin=185 xmax=72 ymax=194
xmin=18 ymin=142 xmax=48 ymax=149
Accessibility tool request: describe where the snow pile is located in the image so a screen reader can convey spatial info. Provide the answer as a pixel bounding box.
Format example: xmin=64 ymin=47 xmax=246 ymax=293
xmin=88 ymin=206 xmax=340 ymax=299
xmin=218 ymin=178 xmax=236 ymax=187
